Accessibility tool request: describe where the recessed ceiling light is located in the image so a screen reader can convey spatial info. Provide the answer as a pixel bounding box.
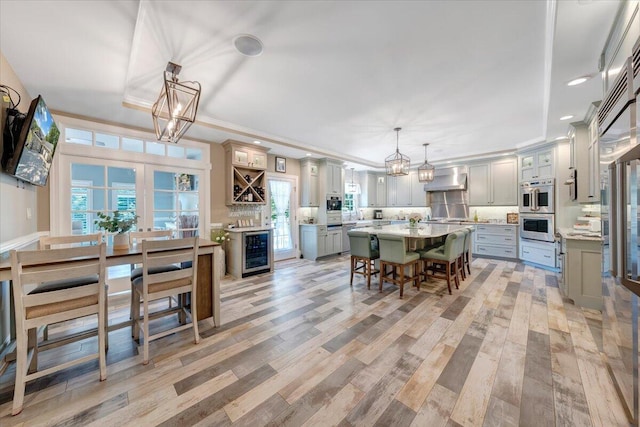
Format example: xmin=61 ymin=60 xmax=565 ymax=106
xmin=233 ymin=34 xmax=263 ymax=57
xmin=253 ymin=140 xmax=261 ymax=144
xmin=306 ymin=153 xmax=312 ymax=156
xmin=567 ymin=76 xmax=590 ymax=86
xmin=560 ymin=115 xmax=573 ymax=121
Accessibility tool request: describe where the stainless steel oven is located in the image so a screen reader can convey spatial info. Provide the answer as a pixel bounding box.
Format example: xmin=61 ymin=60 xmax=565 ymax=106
xmin=519 ymin=178 xmax=555 ymax=213
xmin=520 ymin=213 xmax=555 ymax=242
xmin=326 ymin=195 xmax=342 ymax=212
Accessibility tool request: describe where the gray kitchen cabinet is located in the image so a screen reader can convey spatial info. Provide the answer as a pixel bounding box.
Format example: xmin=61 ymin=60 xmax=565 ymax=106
xmin=300 ymin=158 xmax=319 ymax=207
xmin=360 ymin=172 xmax=386 ymax=207
xmin=387 ymin=173 xmax=411 ymax=206
xmin=587 ymin=115 xmax=600 ymax=203
xmin=520 ymin=148 xmax=554 ymax=180
xmin=320 ymin=159 xmax=343 ymax=195
xmin=300 ymin=224 xmax=342 ymax=260
xmin=473 ymin=224 xmax=518 ymax=259
xmin=468 ymin=157 xmax=517 ymax=206
xmin=565 ymin=238 xmax=601 ymax=310
xmin=411 ymin=172 xmax=427 ymax=207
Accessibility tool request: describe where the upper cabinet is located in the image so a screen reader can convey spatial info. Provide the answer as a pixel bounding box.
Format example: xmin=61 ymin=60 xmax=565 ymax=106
xmin=319 ymin=159 xmax=343 ymax=195
xmin=300 ymin=158 xmax=319 ymax=207
xmin=586 ymin=114 xmax=600 ymax=203
xmin=223 ymin=141 xmax=269 ymax=205
xmin=387 ymin=171 xmax=427 ymax=207
xmin=468 ymin=157 xmax=517 ymax=206
xmin=360 ymin=172 xmax=386 ymax=207
xmin=519 ymin=147 xmax=554 ymax=181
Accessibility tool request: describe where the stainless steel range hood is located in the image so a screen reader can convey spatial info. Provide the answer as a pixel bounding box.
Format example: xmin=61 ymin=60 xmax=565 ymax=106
xmin=423 ymin=167 xmax=467 ymax=192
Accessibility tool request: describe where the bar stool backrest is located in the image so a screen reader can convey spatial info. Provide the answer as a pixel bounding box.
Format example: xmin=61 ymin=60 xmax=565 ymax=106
xmin=348 ymin=230 xmax=375 ymax=259
xmin=39 ymin=233 xmax=103 ymax=249
xmin=377 ymin=233 xmax=409 ymax=264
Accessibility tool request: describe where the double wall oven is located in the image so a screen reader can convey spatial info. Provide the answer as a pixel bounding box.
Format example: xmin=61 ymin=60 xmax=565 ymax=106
xmin=520 ymin=213 xmax=555 ymax=243
xmin=519 ymin=179 xmax=555 ymax=213
xmin=519 ymin=177 xmax=556 ymax=268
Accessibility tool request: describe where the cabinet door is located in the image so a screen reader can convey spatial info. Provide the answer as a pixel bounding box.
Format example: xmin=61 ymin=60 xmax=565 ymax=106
xmin=386 ymin=176 xmax=397 ymax=206
xmin=331 ymin=231 xmax=342 ymax=253
xmin=491 ymin=158 xmax=517 ymax=205
xmin=468 ymin=163 xmax=490 ymax=205
xmin=251 ymin=152 xmax=267 ymax=169
xmin=332 ymin=165 xmax=343 ymax=194
xmin=520 ymin=155 xmax=535 ymax=181
xmin=232 ymin=148 xmax=250 ymax=167
xmin=396 ymin=173 xmax=412 ymax=206
xmin=375 ymin=175 xmax=386 ymax=207
xmin=535 ymin=150 xmax=553 ymax=178
xmin=411 ymin=172 xmax=426 ymax=206
xmin=588 ymin=140 xmax=600 ymax=202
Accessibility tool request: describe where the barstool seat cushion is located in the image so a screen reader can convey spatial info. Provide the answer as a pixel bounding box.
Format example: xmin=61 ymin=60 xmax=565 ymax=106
xmin=29 ymin=275 xmax=99 ymax=294
xmin=131 ymin=265 xmax=181 ymax=281
xmin=132 ymin=275 xmax=192 ymax=293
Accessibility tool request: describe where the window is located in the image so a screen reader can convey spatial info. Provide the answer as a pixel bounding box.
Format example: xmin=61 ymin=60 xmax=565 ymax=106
xmin=343 ymin=193 xmax=355 ymax=213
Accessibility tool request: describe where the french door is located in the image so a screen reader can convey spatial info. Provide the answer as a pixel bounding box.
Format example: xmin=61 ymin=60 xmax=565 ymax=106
xmin=267 ymin=174 xmax=298 ymax=261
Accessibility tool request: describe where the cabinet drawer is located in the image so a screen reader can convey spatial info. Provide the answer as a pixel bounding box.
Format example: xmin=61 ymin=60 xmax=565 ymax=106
xmin=474 ymin=234 xmax=516 ymax=245
xmin=520 ymin=244 xmax=555 ymax=267
xmin=475 ymin=244 xmax=517 ymax=259
xmin=475 ymin=225 xmax=517 ymax=237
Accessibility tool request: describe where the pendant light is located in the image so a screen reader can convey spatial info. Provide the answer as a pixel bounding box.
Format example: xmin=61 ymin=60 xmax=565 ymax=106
xmin=346 ymin=167 xmax=358 ymax=194
xmin=418 ymin=143 xmax=435 ymax=182
xmin=385 ymin=127 xmax=410 ymax=176
xmin=151 ymin=62 xmax=201 ymax=144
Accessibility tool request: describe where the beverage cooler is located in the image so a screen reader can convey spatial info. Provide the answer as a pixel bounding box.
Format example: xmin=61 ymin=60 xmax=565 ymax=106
xmin=242 ymin=231 xmax=272 ymax=277
xmin=600 ymin=53 xmax=640 ymax=424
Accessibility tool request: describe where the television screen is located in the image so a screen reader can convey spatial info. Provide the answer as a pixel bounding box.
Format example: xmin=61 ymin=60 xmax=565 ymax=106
xmin=4 ymin=95 xmax=60 ymax=186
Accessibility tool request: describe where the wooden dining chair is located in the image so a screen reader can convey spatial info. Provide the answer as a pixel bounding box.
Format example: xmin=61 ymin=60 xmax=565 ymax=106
xmin=131 ymin=236 xmax=199 ymax=365
xmin=10 ymin=243 xmax=107 ymax=415
xmin=128 ymin=230 xmax=176 ymax=322
xmin=37 ymin=233 xmax=105 ymax=343
xmin=377 ymin=233 xmax=421 ymax=298
xmin=348 ymin=230 xmax=380 ymax=289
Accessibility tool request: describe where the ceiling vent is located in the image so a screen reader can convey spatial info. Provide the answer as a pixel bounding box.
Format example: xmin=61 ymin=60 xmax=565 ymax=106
xmin=598 ymin=58 xmax=633 ymax=136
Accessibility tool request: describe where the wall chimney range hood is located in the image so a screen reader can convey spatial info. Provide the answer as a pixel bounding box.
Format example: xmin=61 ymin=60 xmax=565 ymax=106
xmin=423 ymin=166 xmax=467 ymax=192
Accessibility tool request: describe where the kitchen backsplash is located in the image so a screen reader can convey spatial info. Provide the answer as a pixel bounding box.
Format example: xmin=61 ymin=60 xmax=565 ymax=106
xmin=470 ymin=206 xmax=519 ymax=222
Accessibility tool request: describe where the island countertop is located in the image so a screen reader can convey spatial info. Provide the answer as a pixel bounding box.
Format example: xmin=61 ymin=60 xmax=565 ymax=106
xmin=356 ymin=223 xmax=471 ymax=238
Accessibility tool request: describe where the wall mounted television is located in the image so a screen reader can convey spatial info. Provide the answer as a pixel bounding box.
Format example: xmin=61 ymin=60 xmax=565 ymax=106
xmin=1 ymin=95 xmax=60 ymax=186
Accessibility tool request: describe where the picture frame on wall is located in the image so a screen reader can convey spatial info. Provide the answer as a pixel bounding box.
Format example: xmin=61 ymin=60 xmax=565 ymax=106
xmin=275 ymin=157 xmax=286 ymax=173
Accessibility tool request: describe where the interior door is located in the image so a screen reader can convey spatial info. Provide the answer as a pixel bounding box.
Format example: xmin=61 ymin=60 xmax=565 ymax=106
xmin=267 ymin=175 xmax=298 ymax=261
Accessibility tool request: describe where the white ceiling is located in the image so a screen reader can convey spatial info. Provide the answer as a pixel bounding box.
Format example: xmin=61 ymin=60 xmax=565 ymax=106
xmin=0 ymin=0 xmax=621 ymax=169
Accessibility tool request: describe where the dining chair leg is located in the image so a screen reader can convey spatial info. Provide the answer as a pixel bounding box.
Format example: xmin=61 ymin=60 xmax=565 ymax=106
xmin=98 ymin=303 xmax=107 ymax=381
xmin=466 ymin=252 xmax=471 ymax=275
xmin=445 ymin=262 xmax=452 ymax=295
xmin=379 ymin=262 xmax=385 ymax=292
xmin=132 ymin=292 xmax=140 ymax=340
xmin=454 ymin=263 xmax=460 ymax=289
xmin=366 ymin=259 xmax=371 ymax=289
xmin=11 ymin=330 xmax=27 ymax=415
xmin=142 ymin=296 xmax=150 ymax=365
xmin=399 ymin=267 xmax=405 ymax=298
xmin=414 ymin=261 xmax=420 ymax=290
xmin=350 ymin=256 xmax=354 ymax=285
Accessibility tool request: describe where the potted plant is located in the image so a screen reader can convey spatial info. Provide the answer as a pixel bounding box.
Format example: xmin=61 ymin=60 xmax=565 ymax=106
xmin=94 ymin=211 xmax=138 ymax=250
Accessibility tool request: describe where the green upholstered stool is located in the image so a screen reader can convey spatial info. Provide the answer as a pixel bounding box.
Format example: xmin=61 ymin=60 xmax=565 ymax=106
xmin=377 ymin=233 xmax=420 ymax=298
xmin=348 ymin=230 xmax=380 ymax=289
xmin=419 ymin=231 xmax=459 ymax=294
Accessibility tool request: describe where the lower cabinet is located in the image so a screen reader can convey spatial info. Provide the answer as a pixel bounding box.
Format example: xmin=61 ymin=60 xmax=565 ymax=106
xmin=300 ymin=225 xmax=342 ymax=260
xmin=564 ymin=238 xmax=602 ymax=310
xmin=473 ymin=224 xmax=518 ymax=259
xmin=519 ymin=239 xmax=556 ymax=268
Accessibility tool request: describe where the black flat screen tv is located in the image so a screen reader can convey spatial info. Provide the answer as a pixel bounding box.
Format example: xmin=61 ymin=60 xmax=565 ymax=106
xmin=2 ymin=95 xmax=60 ymax=186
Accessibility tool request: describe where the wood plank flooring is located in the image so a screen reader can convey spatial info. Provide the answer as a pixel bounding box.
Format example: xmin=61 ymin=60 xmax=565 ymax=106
xmin=0 ymin=255 xmax=631 ymax=426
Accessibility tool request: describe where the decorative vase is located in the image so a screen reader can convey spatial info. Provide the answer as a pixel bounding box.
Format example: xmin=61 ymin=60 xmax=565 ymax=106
xmin=112 ymin=232 xmax=130 ymax=250
xmin=409 ymin=221 xmax=417 ymax=229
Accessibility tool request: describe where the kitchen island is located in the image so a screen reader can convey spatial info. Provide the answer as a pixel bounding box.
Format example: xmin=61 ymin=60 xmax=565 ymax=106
xmin=356 ymin=223 xmax=471 ymax=238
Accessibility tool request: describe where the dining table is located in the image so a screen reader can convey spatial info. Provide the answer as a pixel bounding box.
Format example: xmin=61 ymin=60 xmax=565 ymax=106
xmin=0 ymin=238 xmax=223 ymax=328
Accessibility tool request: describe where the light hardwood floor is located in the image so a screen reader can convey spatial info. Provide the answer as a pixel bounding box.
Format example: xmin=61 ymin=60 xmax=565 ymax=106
xmin=0 ymin=255 xmax=630 ymax=426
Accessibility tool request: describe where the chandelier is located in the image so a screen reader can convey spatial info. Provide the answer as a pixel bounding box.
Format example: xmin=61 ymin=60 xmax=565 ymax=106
xmin=385 ymin=127 xmax=410 ymax=176
xmin=151 ymin=62 xmax=201 ymax=143
xmin=418 ymin=143 xmax=435 ymax=182
xmin=346 ymin=167 xmax=359 ymax=193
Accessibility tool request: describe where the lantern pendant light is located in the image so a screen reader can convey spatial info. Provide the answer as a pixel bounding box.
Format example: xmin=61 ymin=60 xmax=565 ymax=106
xmin=418 ymin=143 xmax=435 ymax=182
xmin=385 ymin=127 xmax=410 ymax=176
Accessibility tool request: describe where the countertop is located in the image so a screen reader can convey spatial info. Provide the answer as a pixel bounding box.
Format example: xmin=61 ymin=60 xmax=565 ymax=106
xmin=356 ymin=223 xmax=472 ymax=238
xmin=557 ymin=228 xmax=602 ymax=242
xmin=225 ymin=226 xmax=273 ymax=233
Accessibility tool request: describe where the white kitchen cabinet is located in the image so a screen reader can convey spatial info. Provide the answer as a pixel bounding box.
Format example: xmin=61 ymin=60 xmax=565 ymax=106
xmin=320 ymin=160 xmax=343 ymax=195
xmin=227 ymin=143 xmax=267 ymax=169
xmin=520 ymin=148 xmax=554 ymax=180
xmin=360 ymin=172 xmax=387 ymax=207
xmin=468 ymin=157 xmax=517 ymax=206
xmin=300 ymin=158 xmax=319 ymax=207
xmin=326 ymin=228 xmax=343 ymax=255
xmin=564 ymin=237 xmax=602 ymax=310
xmin=473 ymin=224 xmax=518 ymax=259
xmin=587 ymin=115 xmax=600 ymax=202
xmin=411 ymin=173 xmax=427 ymax=207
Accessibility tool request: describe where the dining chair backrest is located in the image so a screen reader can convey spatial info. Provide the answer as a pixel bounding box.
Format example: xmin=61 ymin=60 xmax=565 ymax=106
xmin=348 ymin=230 xmax=375 ymax=258
xmin=464 ymin=227 xmax=473 ymax=252
xmin=140 ymin=237 xmax=198 ymax=295
xmin=440 ymin=232 xmax=459 ymax=260
xmin=377 ymin=233 xmax=410 ymax=264
xmin=39 ymin=233 xmax=103 ymax=250
xmin=129 ymin=229 xmax=173 ymax=245
xmin=454 ymin=230 xmax=467 ymax=257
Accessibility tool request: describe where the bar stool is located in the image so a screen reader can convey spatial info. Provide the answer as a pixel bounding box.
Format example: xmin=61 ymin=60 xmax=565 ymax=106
xmin=419 ymin=231 xmax=459 ymax=294
xmin=463 ymin=227 xmax=473 ymax=276
xmin=457 ymin=228 xmax=470 ymax=280
xmin=378 ymin=233 xmax=420 ymax=298
xmin=348 ymin=230 xmax=380 ymax=289
xmin=10 ymin=243 xmax=107 ymax=415
xmin=131 ymin=236 xmax=199 ymax=365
